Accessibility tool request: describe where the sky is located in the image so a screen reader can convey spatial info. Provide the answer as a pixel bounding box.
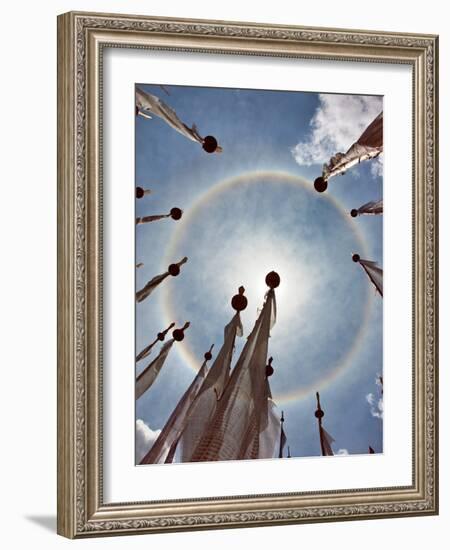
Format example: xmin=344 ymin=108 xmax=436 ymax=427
xmin=134 ymin=83 xmax=383 ymax=463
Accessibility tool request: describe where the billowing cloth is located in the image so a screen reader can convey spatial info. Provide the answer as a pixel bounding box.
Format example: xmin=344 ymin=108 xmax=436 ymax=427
xmin=136 ymin=258 xmax=187 ymax=303
xmin=136 ymin=339 xmax=158 ymax=363
xmin=136 ymin=272 xmax=170 ymax=303
xmin=136 ymin=214 xmax=170 ymax=225
xmin=180 ymin=313 xmax=243 ymax=462
xmin=191 ymin=290 xmax=276 ymax=462
xmin=140 ymin=359 xmax=209 ymax=464
xmin=136 ymin=339 xmax=174 ymax=399
xmin=354 ymin=199 xmax=383 ymax=216
xmin=258 ymin=400 xmax=284 ymax=459
xmin=359 ymin=258 xmax=383 ymax=297
xmin=322 ymin=112 xmax=383 ymax=181
xmin=136 ymin=87 xmax=204 ymax=144
xmin=319 ymin=426 xmax=335 ymax=456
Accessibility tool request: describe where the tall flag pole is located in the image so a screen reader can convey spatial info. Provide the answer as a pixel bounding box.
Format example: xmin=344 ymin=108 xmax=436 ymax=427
xmin=140 ymin=344 xmax=213 ymax=464
xmin=315 ymin=392 xmax=335 ymax=456
xmin=135 ymin=322 xmax=190 ymax=399
xmin=135 ymin=87 xmax=223 ymax=154
xmin=314 ymin=112 xmax=383 ymax=193
xmin=136 ymin=187 xmax=152 ymax=199
xmin=136 ymin=207 xmax=183 ymax=225
xmin=136 ymin=322 xmax=175 ymax=362
xmin=190 ymin=271 xmax=279 ymax=462
xmin=136 ymin=257 xmax=188 ymax=303
xmin=352 ymin=254 xmax=383 ymax=297
xmin=179 ymin=287 xmax=246 ymax=463
xmin=350 ymin=199 xmax=383 ymax=218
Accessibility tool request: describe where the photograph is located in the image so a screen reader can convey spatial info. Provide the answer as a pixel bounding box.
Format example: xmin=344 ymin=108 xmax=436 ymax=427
xmin=134 ymin=83 xmax=384 ymax=465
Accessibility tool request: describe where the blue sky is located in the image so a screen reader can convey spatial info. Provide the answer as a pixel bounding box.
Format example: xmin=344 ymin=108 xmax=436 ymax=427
xmin=135 ymin=83 xmax=383 ymax=462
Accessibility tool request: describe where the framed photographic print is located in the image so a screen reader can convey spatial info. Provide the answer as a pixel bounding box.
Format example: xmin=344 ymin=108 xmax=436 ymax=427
xmin=57 ymin=11 xmax=439 ymax=538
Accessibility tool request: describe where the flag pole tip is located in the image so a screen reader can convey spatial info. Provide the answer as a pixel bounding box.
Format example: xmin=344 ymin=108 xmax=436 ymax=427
xmin=231 ymin=286 xmax=248 ymax=311
xmin=265 ymin=271 xmax=280 ymax=289
xmin=352 ymin=253 xmax=360 ymax=263
xmin=314 ymin=177 xmax=328 ymax=193
xmin=350 ymin=209 xmax=358 ymax=217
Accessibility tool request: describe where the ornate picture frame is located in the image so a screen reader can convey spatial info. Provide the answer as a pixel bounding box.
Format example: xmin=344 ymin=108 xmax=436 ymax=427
xmin=57 ymin=11 xmax=438 ymax=538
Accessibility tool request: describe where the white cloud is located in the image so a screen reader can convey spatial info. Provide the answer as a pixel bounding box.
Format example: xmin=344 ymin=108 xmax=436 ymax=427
xmin=136 ymin=419 xmax=161 ymax=463
xmin=336 ymin=448 xmax=349 ymax=456
xmin=291 ymin=94 xmax=383 ymax=166
xmin=366 ymin=392 xmax=383 ymax=419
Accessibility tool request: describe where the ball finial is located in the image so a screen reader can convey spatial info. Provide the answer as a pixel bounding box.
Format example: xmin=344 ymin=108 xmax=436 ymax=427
xmin=350 ymin=209 xmax=358 ymax=218
xmin=231 ymin=286 xmax=248 ymax=311
xmin=204 ymin=344 xmax=214 ymax=361
xmin=168 ymin=263 xmax=181 ymax=276
xmin=265 ymin=271 xmax=280 ymax=289
xmin=170 ymin=207 xmax=183 ymax=220
xmin=136 ymin=186 xmax=144 ymax=199
xmin=314 ymin=177 xmax=328 ymax=193
xmin=202 ymin=135 xmax=218 ymax=153
xmin=173 ymin=322 xmax=190 ymax=341
xmin=352 ymin=253 xmax=360 ymax=263
xmin=314 ymin=409 xmax=324 ymax=419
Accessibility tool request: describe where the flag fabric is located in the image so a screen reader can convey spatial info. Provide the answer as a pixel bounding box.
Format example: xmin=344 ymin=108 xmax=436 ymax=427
xmin=136 ymin=258 xmax=187 ymax=303
xmin=180 ymin=313 xmax=243 ymax=462
xmin=320 ymin=426 xmax=335 ymax=456
xmin=136 ymin=339 xmax=174 ymax=399
xmin=359 ymin=259 xmax=383 ymax=296
xmin=258 ymin=399 xmax=283 ymax=459
xmin=136 ymin=272 xmax=170 ymax=303
xmin=136 ymin=213 xmax=170 ymax=225
xmin=190 ymin=289 xmax=276 ymax=462
xmin=136 ymin=339 xmax=157 ymax=363
xmin=353 ymin=199 xmax=383 ymax=216
xmin=322 ymin=112 xmax=383 ymax=182
xmin=136 ymin=87 xmax=204 ymax=145
xmin=278 ymin=424 xmax=287 ymax=459
xmin=140 ymin=359 xmax=209 ymax=464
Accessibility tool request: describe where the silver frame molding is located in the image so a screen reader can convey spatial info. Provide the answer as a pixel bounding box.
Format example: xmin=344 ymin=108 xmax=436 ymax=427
xmin=57 ymin=11 xmax=438 ymax=538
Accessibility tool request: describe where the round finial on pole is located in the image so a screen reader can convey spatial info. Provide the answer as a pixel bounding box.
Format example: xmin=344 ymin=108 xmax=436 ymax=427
xmin=157 ymin=322 xmax=175 ymax=341
xmin=265 ymin=271 xmax=280 ymax=289
xmin=202 ymin=135 xmax=218 ymax=153
xmin=314 ymin=408 xmax=324 ymax=419
xmin=350 ymin=209 xmax=358 ymax=218
xmin=136 ymin=186 xmax=144 ymax=199
xmin=314 ymin=177 xmax=328 ymax=193
xmin=352 ymin=253 xmax=361 ymax=263
xmin=170 ymin=207 xmax=183 ymax=221
xmin=266 ymin=357 xmax=274 ymax=377
xmin=168 ymin=263 xmax=181 ymax=276
xmin=173 ymin=322 xmax=190 ymax=341
xmin=231 ymin=286 xmax=248 ymax=311
xmin=204 ymin=344 xmax=214 ymax=362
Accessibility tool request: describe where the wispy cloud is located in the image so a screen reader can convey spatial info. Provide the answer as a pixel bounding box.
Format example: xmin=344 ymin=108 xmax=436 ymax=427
xmin=336 ymin=448 xmax=349 ymax=456
xmin=136 ymin=419 xmax=161 ymax=462
xmin=366 ymin=392 xmax=383 ymax=419
xmin=291 ymin=94 xmax=383 ymax=167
